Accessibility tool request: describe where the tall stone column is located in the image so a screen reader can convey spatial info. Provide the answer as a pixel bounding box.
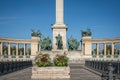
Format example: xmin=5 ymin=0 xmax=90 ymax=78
xmin=8 ymin=43 xmax=11 ymax=56
xmin=24 ymin=44 xmax=26 ymax=56
xmin=56 ymin=0 xmax=64 ymax=24
xmin=96 ymin=43 xmax=99 ymax=56
xmin=112 ymin=43 xmax=114 ymax=56
xmin=0 ymin=42 xmax=2 ymax=55
xmin=119 ymin=43 xmax=120 ymax=56
xmin=104 ymin=43 xmax=106 ymax=56
xmin=16 ymin=43 xmax=18 ymax=56
xmin=52 ymin=0 xmax=67 ymax=51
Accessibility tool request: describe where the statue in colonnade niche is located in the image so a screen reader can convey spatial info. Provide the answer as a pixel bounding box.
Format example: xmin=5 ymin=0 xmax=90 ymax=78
xmin=81 ymin=28 xmax=92 ymax=37
xmin=20 ymin=50 xmax=23 ymax=56
xmin=31 ymin=29 xmax=41 ymax=37
xmin=92 ymin=50 xmax=96 ymax=56
xmin=56 ymin=34 xmax=63 ymax=49
xmin=12 ymin=50 xmax=15 ymax=56
xmin=114 ymin=49 xmax=119 ymax=57
xmin=26 ymin=51 xmax=29 ymax=55
xmin=4 ymin=50 xmax=7 ymax=55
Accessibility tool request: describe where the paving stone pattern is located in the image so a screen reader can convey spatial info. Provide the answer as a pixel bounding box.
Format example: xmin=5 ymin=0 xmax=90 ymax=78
xmin=0 ymin=64 xmax=101 ymax=80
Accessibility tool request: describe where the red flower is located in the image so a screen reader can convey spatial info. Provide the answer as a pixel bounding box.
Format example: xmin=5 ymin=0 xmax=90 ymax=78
xmin=40 ymin=56 xmax=47 ymax=62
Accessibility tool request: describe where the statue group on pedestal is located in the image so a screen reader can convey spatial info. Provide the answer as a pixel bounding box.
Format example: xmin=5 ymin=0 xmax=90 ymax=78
xmin=81 ymin=28 xmax=92 ymax=37
xmin=31 ymin=29 xmax=41 ymax=37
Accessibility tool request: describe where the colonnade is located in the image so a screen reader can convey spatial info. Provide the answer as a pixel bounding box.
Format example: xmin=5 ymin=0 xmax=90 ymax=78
xmin=0 ymin=42 xmax=30 ymax=56
xmin=82 ymin=36 xmax=120 ymax=59
xmin=0 ymin=37 xmax=40 ymax=59
xmin=92 ymin=42 xmax=120 ymax=57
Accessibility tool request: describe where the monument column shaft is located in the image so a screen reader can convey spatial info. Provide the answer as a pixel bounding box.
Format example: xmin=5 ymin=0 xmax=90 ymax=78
xmin=52 ymin=0 xmax=67 ymax=51
xmin=56 ymin=0 xmax=64 ymax=24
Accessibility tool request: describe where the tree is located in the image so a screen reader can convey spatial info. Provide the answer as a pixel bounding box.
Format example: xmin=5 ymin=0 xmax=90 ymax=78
xmin=67 ymin=37 xmax=80 ymax=50
xmin=41 ymin=37 xmax=52 ymax=51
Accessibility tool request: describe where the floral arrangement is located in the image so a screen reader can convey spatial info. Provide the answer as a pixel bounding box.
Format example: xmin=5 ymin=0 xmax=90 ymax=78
xmin=35 ymin=52 xmax=69 ymax=67
xmin=54 ymin=54 xmax=68 ymax=66
xmin=35 ymin=53 xmax=51 ymax=67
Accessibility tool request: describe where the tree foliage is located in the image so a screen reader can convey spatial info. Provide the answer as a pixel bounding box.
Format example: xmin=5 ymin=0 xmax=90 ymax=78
xmin=67 ymin=37 xmax=80 ymax=50
xmin=41 ymin=37 xmax=52 ymax=51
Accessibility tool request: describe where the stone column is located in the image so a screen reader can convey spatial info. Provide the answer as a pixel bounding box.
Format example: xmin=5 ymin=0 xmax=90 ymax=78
xmin=56 ymin=0 xmax=64 ymax=24
xmin=96 ymin=43 xmax=99 ymax=56
xmin=0 ymin=42 xmax=1 ymax=56
xmin=52 ymin=0 xmax=67 ymax=51
xmin=104 ymin=43 xmax=106 ymax=56
xmin=8 ymin=43 xmax=11 ymax=56
xmin=0 ymin=42 xmax=2 ymax=55
xmin=119 ymin=43 xmax=120 ymax=56
xmin=24 ymin=44 xmax=26 ymax=56
xmin=16 ymin=43 xmax=18 ymax=56
xmin=112 ymin=43 xmax=114 ymax=56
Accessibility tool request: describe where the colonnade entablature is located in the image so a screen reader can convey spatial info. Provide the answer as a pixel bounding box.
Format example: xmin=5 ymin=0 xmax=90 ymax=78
xmin=0 ymin=37 xmax=40 ymax=60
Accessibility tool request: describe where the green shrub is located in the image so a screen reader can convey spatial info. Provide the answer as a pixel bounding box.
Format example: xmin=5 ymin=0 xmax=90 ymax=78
xmin=54 ymin=55 xmax=68 ymax=66
xmin=35 ymin=54 xmax=51 ymax=67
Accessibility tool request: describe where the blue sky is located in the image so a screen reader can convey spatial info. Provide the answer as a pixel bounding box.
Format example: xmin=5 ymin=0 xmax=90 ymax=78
xmin=0 ymin=0 xmax=120 ymax=40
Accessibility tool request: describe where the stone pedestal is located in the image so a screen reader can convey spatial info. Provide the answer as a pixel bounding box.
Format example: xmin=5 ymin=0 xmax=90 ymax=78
xmin=31 ymin=66 xmax=70 ymax=80
xmin=82 ymin=36 xmax=92 ymax=58
xmin=52 ymin=24 xmax=67 ymax=51
xmin=52 ymin=0 xmax=68 ymax=51
xmin=31 ymin=37 xmax=40 ymax=58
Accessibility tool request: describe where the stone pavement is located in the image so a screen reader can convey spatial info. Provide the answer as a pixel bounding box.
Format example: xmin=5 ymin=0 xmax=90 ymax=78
xmin=0 ymin=64 xmax=101 ymax=80
xmin=70 ymin=64 xmax=101 ymax=80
